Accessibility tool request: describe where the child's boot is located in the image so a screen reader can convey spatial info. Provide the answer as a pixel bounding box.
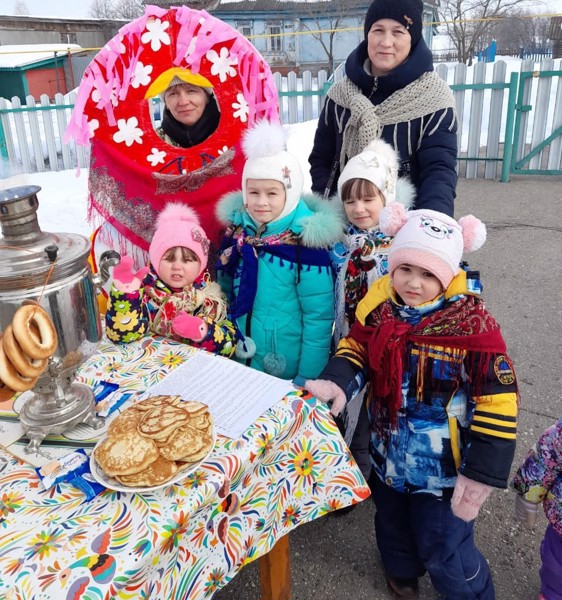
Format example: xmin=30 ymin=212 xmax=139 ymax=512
xmin=386 ymin=576 xmax=419 ymax=599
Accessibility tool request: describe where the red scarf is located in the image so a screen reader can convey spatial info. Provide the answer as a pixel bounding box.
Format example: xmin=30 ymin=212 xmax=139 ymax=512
xmin=88 ymin=138 xmax=244 ymax=249
xmin=348 ymin=295 xmax=506 ymax=423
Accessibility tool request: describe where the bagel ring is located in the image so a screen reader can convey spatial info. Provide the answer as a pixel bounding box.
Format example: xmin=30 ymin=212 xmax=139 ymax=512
xmin=0 ymin=343 xmax=37 ymax=392
xmin=12 ymin=304 xmax=58 ymax=360
xmin=3 ymin=324 xmax=48 ymax=378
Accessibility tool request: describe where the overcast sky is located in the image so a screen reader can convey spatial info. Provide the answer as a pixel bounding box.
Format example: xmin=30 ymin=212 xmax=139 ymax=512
xmin=0 ymin=0 xmax=561 ymax=20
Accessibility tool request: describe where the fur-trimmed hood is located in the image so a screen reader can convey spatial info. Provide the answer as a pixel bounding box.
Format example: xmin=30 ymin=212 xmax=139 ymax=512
xmin=216 ymin=190 xmax=345 ymax=248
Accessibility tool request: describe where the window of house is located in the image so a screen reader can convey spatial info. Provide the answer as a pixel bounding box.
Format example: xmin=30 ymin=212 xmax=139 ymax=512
xmin=237 ymin=21 xmax=252 ymax=39
xmin=267 ymin=23 xmax=282 ymax=52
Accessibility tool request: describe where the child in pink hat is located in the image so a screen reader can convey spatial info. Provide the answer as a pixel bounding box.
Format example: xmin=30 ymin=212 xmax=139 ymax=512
xmin=305 ymin=204 xmax=518 ymax=600
xmin=105 ymin=203 xmax=236 ymax=357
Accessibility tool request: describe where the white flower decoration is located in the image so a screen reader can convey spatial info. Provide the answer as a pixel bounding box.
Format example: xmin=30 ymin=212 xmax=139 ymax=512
xmin=207 ymin=47 xmax=238 ymax=83
xmin=147 ymin=148 xmax=166 ymax=166
xmin=91 ymin=86 xmax=118 ymax=107
xmin=131 ymin=62 xmax=153 ymax=89
xmin=217 ymin=145 xmax=229 ymax=155
xmin=113 ymin=117 xmax=144 ymax=147
xmin=232 ymin=93 xmax=249 ymax=123
xmin=87 ymin=118 xmax=99 ymax=139
xmin=141 ymin=18 xmax=171 ymax=52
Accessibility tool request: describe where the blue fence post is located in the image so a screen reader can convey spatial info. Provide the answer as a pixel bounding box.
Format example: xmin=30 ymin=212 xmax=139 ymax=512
xmin=489 ymin=40 xmax=496 ymax=62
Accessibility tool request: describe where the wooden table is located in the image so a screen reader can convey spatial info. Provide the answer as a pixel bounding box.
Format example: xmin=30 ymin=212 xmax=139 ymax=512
xmin=0 ymin=337 xmax=369 ymax=599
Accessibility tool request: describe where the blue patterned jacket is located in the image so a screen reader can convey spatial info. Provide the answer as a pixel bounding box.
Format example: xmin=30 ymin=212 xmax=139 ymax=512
xmin=322 ymin=271 xmax=518 ymax=495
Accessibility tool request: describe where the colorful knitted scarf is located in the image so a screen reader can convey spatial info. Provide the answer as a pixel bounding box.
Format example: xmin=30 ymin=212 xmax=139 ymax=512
xmin=217 ymin=224 xmax=332 ymax=322
xmin=348 ymin=294 xmax=507 ymax=425
xmin=340 ymin=227 xmax=392 ymax=328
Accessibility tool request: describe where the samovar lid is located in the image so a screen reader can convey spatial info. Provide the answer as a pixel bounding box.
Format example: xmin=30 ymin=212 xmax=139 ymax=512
xmin=0 ymin=185 xmax=91 ymax=292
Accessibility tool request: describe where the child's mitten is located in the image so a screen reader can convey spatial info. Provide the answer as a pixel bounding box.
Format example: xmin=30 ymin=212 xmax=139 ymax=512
xmin=112 ymin=256 xmax=149 ymax=293
xmin=451 ymin=474 xmax=493 ymax=521
xmin=172 ymin=312 xmax=208 ymax=342
xmin=304 ymin=379 xmax=346 ymax=417
xmin=514 ymin=494 xmax=538 ymax=529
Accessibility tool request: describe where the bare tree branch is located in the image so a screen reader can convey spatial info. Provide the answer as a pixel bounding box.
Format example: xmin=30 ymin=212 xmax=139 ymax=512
xmin=299 ymin=3 xmax=358 ymax=75
xmin=439 ymin=0 xmax=524 ymax=64
xmin=13 ymin=0 xmax=30 ymax=15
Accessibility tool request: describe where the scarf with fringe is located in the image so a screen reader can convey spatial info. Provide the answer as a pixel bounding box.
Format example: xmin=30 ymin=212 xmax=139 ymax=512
xmin=144 ymin=268 xmax=228 ymax=338
xmin=326 ymin=72 xmax=456 ymax=168
xmin=348 ymin=294 xmax=506 ymax=426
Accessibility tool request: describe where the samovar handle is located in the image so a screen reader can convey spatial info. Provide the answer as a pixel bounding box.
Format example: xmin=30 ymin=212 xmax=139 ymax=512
xmin=92 ymin=250 xmax=121 ymax=291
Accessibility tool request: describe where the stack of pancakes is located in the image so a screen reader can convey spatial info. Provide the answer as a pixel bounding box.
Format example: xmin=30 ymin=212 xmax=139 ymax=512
xmin=93 ymin=395 xmax=214 ymax=487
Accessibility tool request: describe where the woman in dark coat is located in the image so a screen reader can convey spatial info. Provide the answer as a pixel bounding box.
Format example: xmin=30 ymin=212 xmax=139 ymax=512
xmin=309 ymin=0 xmax=458 ymax=216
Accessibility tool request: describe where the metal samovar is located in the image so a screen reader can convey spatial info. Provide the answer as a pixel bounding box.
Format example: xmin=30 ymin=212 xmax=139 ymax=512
xmin=0 ymin=185 xmax=118 ymax=452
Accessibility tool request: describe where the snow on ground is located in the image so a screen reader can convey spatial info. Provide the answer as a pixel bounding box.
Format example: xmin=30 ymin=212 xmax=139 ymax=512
xmin=2 ymin=169 xmax=91 ymax=236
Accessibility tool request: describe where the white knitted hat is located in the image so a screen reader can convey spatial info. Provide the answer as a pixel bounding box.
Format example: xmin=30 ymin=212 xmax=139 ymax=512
xmin=380 ymin=204 xmax=487 ymax=289
xmin=337 ymin=139 xmax=399 ymax=203
xmin=242 ymin=120 xmax=304 ymax=222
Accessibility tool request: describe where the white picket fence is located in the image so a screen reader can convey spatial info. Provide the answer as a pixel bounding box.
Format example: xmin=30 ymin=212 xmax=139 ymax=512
xmin=1 ymin=58 xmax=561 ymax=180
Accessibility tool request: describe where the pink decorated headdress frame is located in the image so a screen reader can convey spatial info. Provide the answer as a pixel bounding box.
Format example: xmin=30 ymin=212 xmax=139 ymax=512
xmin=65 ymin=5 xmax=280 ymax=172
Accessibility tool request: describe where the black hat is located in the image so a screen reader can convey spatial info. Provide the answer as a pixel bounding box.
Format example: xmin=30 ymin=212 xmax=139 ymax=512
xmin=364 ymin=0 xmax=424 ymax=47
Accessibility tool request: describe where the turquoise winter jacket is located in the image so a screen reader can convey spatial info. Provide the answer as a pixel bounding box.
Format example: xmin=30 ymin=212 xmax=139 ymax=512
xmin=216 ymin=192 xmax=344 ymax=380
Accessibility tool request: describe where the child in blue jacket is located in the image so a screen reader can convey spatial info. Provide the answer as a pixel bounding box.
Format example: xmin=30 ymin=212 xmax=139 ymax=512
xmin=216 ymin=120 xmax=343 ymax=380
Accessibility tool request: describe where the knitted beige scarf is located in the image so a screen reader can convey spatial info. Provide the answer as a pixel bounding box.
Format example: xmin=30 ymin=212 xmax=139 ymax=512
xmin=326 ymin=72 xmax=456 ymax=167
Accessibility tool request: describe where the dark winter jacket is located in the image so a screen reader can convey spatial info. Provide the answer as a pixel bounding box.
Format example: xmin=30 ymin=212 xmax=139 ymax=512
xmin=309 ymin=39 xmax=458 ymax=216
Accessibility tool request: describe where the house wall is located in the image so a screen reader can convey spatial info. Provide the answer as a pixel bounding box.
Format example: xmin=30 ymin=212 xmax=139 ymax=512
xmin=214 ymin=3 xmax=436 ymax=74
xmin=295 ymin=15 xmax=364 ymax=70
xmin=26 ymin=66 xmax=68 ymax=99
xmin=216 ymin=12 xmax=365 ymax=74
xmin=0 ymin=16 xmax=123 ymax=49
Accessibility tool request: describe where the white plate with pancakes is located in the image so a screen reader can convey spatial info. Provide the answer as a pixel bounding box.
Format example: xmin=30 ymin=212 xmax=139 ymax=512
xmin=90 ymin=395 xmax=216 ymax=493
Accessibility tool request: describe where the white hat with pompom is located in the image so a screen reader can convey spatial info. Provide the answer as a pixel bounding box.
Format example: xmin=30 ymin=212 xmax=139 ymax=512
xmin=241 ymin=119 xmax=304 ymax=222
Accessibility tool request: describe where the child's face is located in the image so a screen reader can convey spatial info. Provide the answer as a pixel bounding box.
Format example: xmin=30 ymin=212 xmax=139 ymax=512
xmin=245 ymin=178 xmax=286 ymax=224
xmin=392 ymin=263 xmax=443 ymax=306
xmin=343 ymin=187 xmax=385 ymax=230
xmin=158 ymin=247 xmax=200 ymax=289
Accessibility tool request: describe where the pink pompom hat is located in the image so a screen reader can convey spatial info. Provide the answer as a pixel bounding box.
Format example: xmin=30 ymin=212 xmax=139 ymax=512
xmin=379 ymin=203 xmax=487 ymax=289
xmin=149 ymin=203 xmax=210 ymax=277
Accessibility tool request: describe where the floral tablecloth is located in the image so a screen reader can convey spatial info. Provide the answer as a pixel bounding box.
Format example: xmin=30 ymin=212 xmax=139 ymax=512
xmin=0 ymin=337 xmax=370 ymax=600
